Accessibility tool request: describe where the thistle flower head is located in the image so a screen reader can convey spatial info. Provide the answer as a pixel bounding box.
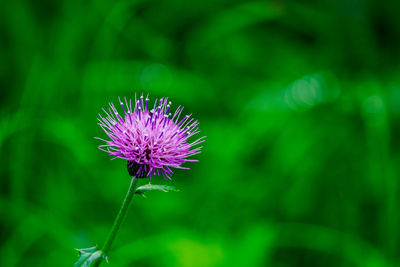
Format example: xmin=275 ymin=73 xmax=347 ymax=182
xmin=97 ymin=94 xmax=205 ymax=179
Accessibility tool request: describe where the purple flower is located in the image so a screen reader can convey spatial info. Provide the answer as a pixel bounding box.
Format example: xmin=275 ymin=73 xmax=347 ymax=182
xmin=97 ymin=94 xmax=205 ymax=179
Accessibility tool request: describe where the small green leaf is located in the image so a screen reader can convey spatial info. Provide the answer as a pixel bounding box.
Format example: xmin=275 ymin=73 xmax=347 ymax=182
xmin=74 ymin=247 xmax=105 ymax=267
xmin=135 ymin=183 xmax=179 ymax=196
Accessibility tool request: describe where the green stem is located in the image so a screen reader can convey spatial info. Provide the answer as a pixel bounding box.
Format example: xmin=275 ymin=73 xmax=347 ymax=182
xmin=93 ymin=177 xmax=138 ymax=267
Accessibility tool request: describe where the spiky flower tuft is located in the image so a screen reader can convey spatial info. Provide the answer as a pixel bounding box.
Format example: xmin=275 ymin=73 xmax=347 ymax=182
xmin=97 ymin=94 xmax=205 ymax=179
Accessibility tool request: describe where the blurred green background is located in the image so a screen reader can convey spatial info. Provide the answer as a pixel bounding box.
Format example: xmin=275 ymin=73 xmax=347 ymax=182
xmin=1 ymin=0 xmax=400 ymax=266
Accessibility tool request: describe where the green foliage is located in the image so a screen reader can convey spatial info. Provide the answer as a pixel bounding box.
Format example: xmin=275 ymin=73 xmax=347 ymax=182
xmin=1 ymin=0 xmax=400 ymax=266
xmin=135 ymin=184 xmax=179 ymax=197
xmin=74 ymin=247 xmax=105 ymax=267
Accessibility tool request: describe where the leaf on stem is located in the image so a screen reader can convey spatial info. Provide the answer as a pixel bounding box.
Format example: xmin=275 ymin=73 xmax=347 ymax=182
xmin=74 ymin=247 xmax=107 ymax=267
xmin=135 ymin=184 xmax=179 ymax=197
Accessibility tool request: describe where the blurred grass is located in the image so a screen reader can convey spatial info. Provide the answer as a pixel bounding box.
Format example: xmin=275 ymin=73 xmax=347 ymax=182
xmin=1 ymin=0 xmax=400 ymax=266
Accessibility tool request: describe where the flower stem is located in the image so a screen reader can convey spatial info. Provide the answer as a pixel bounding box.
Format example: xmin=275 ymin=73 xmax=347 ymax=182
xmin=93 ymin=177 xmax=138 ymax=267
